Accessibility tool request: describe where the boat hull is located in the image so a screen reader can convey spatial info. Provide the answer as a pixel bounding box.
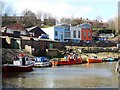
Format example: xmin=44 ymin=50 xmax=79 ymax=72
xmin=102 ymin=57 xmax=118 ymax=62
xmin=3 ymin=64 xmax=33 ymax=72
xmin=34 ymin=62 xmax=51 ymax=67
xmin=87 ymin=58 xmax=102 ymax=63
xmin=58 ymin=61 xmax=82 ymax=65
xmin=52 ymin=58 xmax=82 ymax=66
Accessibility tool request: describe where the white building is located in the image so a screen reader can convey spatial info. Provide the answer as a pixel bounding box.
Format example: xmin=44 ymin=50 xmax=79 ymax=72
xmin=70 ymin=26 xmax=81 ymax=42
xmin=41 ymin=27 xmax=54 ymax=40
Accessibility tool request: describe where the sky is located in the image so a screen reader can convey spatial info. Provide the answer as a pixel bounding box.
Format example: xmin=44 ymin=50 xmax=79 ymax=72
xmin=1 ymin=0 xmax=120 ymax=22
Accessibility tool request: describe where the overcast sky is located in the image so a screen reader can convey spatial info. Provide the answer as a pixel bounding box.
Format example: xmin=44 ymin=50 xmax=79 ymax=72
xmin=1 ymin=0 xmax=120 ymax=22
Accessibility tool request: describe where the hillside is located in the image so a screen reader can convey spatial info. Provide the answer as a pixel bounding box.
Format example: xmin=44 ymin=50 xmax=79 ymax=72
xmin=2 ymin=48 xmax=35 ymax=64
xmin=109 ymin=35 xmax=120 ymax=43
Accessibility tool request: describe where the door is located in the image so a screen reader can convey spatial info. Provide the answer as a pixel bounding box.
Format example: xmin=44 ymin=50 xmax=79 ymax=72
xmin=22 ymin=57 xmax=26 ymax=66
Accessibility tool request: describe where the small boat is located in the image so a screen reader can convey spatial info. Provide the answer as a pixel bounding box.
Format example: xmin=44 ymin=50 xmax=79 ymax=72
xmin=87 ymin=56 xmax=102 ymax=63
xmin=51 ymin=53 xmax=83 ymax=66
xmin=34 ymin=57 xmax=51 ymax=67
xmin=3 ymin=54 xmax=34 ymax=72
xmin=102 ymin=57 xmax=115 ymax=62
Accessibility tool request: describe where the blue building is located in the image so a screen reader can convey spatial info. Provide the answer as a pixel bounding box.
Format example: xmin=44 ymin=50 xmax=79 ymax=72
xmin=54 ymin=24 xmax=70 ymax=42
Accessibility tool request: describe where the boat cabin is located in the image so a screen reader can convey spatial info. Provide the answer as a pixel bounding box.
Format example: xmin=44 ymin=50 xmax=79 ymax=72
xmin=35 ymin=57 xmax=49 ymax=62
xmin=34 ymin=57 xmax=51 ymax=67
xmin=13 ymin=54 xmax=33 ymax=66
xmin=90 ymin=56 xmax=98 ymax=59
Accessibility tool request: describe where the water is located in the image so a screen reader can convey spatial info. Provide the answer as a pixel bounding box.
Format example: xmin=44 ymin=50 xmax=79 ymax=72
xmin=3 ymin=62 xmax=119 ymax=88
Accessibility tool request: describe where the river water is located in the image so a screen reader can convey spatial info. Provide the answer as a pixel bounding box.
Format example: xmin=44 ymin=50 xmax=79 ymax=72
xmin=3 ymin=62 xmax=119 ymax=88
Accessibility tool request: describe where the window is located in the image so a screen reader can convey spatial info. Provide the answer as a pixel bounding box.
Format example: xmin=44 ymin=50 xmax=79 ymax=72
xmin=55 ymin=31 xmax=58 ymax=36
xmin=78 ymin=31 xmax=80 ymax=38
xmin=88 ymin=32 xmax=91 ymax=38
xmin=73 ymin=31 xmax=76 ymax=38
xmin=84 ymin=32 xmax=86 ymax=38
xmin=65 ymin=32 xmax=70 ymax=38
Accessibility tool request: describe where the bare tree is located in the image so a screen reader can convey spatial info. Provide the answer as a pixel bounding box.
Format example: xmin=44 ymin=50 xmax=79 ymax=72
xmin=43 ymin=12 xmax=52 ymax=20
xmin=96 ymin=15 xmax=102 ymax=22
xmin=92 ymin=20 xmax=99 ymax=29
xmin=0 ymin=1 xmax=4 ymax=16
xmin=1 ymin=1 xmax=17 ymax=26
xmin=2 ymin=3 xmax=16 ymax=16
xmin=60 ymin=17 xmax=71 ymax=24
xmin=36 ymin=10 xmax=42 ymax=19
xmin=107 ymin=18 xmax=116 ymax=31
xmin=0 ymin=1 xmax=4 ymax=28
xmin=22 ymin=9 xmax=37 ymax=27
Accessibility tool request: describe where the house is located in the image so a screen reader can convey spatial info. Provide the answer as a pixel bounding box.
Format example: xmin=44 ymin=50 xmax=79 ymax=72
xmin=70 ymin=23 xmax=92 ymax=42
xmin=1 ymin=23 xmax=29 ymax=49
xmin=54 ymin=24 xmax=70 ymax=42
xmin=27 ymin=26 xmax=48 ymax=38
xmin=42 ymin=24 xmax=71 ymax=42
xmin=41 ymin=27 xmax=54 ymax=40
xmin=80 ymin=23 xmax=92 ymax=41
xmin=3 ymin=23 xmax=29 ymax=37
xmin=42 ymin=23 xmax=92 ymax=42
xmin=70 ymin=26 xmax=81 ymax=42
xmin=98 ymin=29 xmax=114 ymax=38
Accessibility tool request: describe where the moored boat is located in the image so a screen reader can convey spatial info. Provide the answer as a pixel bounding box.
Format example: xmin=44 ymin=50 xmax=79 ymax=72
xmin=34 ymin=57 xmax=51 ymax=67
xmin=102 ymin=57 xmax=115 ymax=62
xmin=87 ymin=56 xmax=102 ymax=63
xmin=51 ymin=53 xmax=83 ymax=66
xmin=3 ymin=54 xmax=34 ymax=72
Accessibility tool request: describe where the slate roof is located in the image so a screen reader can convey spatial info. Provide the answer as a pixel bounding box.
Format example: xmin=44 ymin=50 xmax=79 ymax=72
xmin=79 ymin=23 xmax=92 ymax=29
xmin=27 ymin=26 xmax=46 ymax=34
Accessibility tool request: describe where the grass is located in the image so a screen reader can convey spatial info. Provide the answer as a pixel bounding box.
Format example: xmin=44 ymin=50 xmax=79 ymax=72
xmin=41 ymin=25 xmax=53 ymax=28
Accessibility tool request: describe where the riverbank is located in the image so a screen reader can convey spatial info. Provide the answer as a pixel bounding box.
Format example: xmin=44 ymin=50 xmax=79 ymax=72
xmin=2 ymin=48 xmax=119 ymax=64
xmin=81 ymin=52 xmax=119 ymax=61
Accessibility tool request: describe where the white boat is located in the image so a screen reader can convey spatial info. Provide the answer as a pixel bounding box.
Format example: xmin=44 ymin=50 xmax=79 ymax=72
xmin=3 ymin=54 xmax=34 ymax=72
xmin=34 ymin=57 xmax=51 ymax=67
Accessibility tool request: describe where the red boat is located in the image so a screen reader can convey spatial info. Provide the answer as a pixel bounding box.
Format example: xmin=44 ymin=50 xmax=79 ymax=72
xmin=51 ymin=54 xmax=83 ymax=66
xmin=3 ymin=54 xmax=34 ymax=72
xmin=87 ymin=56 xmax=102 ymax=63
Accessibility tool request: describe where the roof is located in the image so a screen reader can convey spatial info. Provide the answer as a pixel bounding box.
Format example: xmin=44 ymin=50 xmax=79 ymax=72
xmin=32 ymin=37 xmax=59 ymax=42
xmin=55 ymin=24 xmax=70 ymax=29
xmin=27 ymin=26 xmax=38 ymax=32
xmin=6 ymin=23 xmax=27 ymax=31
xmin=27 ymin=26 xmax=46 ymax=34
xmin=79 ymin=23 xmax=92 ymax=28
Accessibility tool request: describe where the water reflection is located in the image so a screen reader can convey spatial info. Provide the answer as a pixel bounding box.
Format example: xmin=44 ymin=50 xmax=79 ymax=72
xmin=3 ymin=62 xmax=118 ymax=88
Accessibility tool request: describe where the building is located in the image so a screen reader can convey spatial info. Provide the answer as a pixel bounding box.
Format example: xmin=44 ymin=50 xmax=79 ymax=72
xmin=27 ymin=26 xmax=48 ymax=38
xmin=1 ymin=23 xmax=29 ymax=49
xmin=70 ymin=26 xmax=81 ymax=42
xmin=70 ymin=23 xmax=92 ymax=42
xmin=54 ymin=24 xmax=70 ymax=42
xmin=42 ymin=23 xmax=92 ymax=42
xmin=3 ymin=23 xmax=29 ymax=37
xmin=41 ymin=27 xmax=54 ymax=40
xmin=98 ymin=29 xmax=114 ymax=39
xmin=42 ymin=24 xmax=70 ymax=42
